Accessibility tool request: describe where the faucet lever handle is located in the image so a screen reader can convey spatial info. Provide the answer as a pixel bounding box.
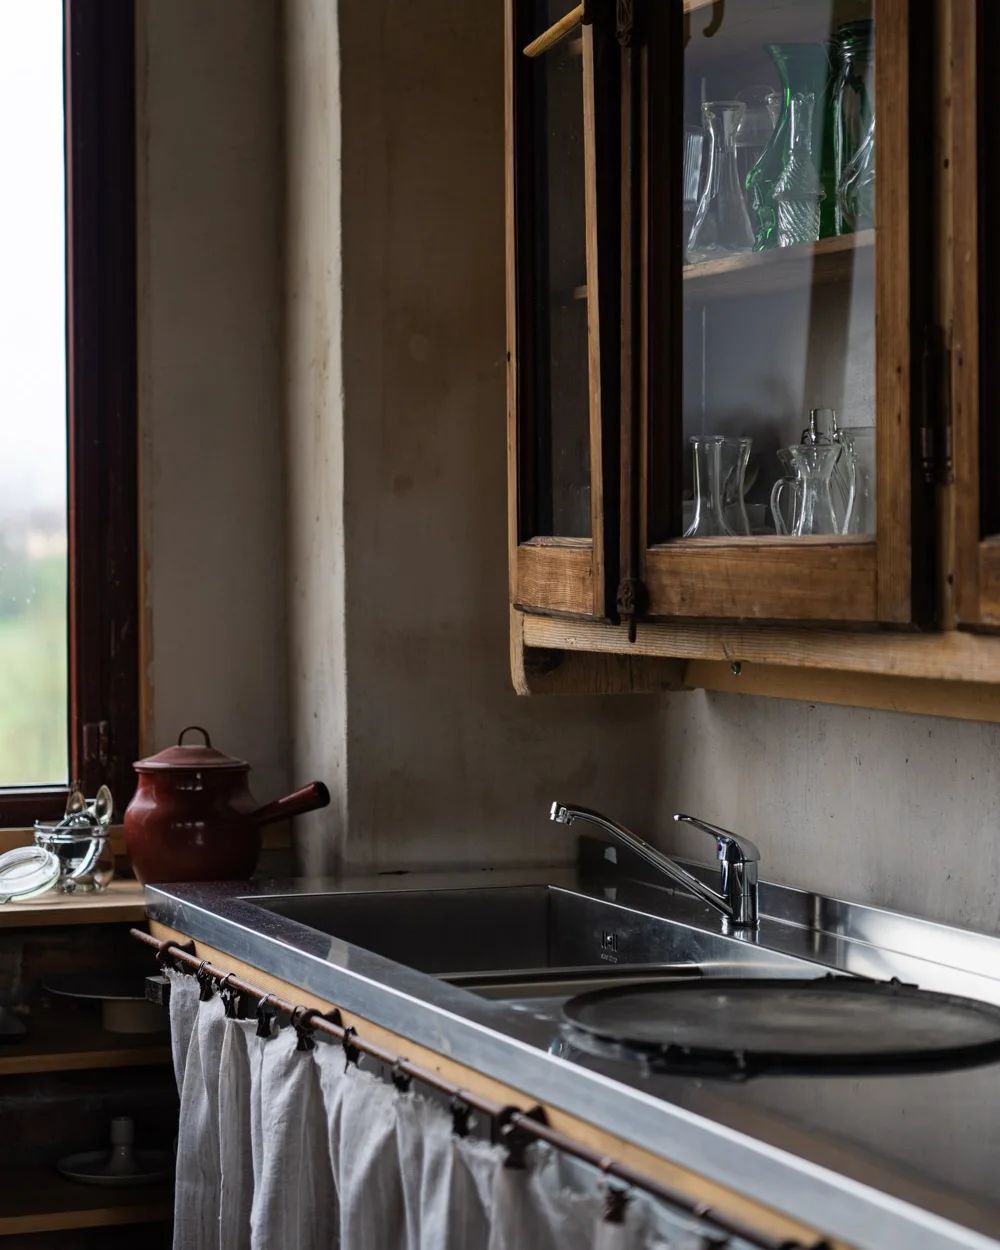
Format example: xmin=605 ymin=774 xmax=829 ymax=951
xmin=673 ymin=813 xmax=760 ymax=864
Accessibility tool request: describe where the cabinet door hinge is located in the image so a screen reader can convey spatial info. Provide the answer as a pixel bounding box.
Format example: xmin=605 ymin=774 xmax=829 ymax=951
xmin=82 ymin=720 xmax=110 ymax=772
xmin=920 ymin=324 xmax=953 ymax=486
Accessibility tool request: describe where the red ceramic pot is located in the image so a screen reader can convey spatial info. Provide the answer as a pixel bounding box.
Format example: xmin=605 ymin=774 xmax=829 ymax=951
xmin=123 ymin=726 xmax=329 ymax=884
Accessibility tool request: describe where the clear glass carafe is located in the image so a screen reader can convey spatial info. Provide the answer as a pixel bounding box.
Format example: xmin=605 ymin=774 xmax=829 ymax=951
xmin=687 ymin=102 xmax=755 ymax=262
xmin=774 ymin=92 xmax=825 ymax=247
xmin=684 ymin=436 xmax=752 ymax=537
xmin=769 ymin=443 xmax=843 ymax=536
xmin=744 ymin=42 xmax=834 ymax=250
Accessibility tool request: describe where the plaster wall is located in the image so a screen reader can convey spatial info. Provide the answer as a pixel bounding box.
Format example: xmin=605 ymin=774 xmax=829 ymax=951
xmin=136 ymin=0 xmax=289 ymax=802
xmin=136 ymin=0 xmax=1000 ymax=937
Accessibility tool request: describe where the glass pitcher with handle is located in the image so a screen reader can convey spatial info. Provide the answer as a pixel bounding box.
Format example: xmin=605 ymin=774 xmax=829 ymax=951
xmin=770 ymin=443 xmax=844 ymax=536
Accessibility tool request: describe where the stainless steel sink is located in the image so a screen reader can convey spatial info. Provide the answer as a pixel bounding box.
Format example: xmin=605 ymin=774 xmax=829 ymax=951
xmin=250 ymin=884 xmax=822 ymax=986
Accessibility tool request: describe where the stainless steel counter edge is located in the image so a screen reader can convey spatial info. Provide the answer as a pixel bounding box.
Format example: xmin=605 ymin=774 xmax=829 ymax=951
xmin=145 ymin=880 xmax=1000 ymax=1250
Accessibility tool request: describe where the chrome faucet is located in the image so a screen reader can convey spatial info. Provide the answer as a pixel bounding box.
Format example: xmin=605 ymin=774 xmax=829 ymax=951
xmin=550 ymin=802 xmax=760 ymax=930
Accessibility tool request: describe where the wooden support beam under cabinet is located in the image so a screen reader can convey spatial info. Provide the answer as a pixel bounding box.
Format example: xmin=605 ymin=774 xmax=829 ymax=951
xmin=519 ymin=613 xmax=1000 ymax=723
xmin=510 ymin=609 xmax=688 ymax=695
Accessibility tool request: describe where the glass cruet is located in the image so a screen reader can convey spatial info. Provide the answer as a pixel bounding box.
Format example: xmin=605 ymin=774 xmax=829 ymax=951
xmin=773 ymin=92 xmax=825 ymax=247
xmin=687 ymin=102 xmax=755 ymax=262
xmin=684 ymin=436 xmax=751 ymax=538
xmin=770 ymin=444 xmax=843 ymax=537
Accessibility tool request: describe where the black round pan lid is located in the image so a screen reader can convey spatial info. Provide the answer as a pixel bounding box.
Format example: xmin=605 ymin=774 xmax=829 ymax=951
xmin=561 ymin=976 xmax=1000 ymax=1077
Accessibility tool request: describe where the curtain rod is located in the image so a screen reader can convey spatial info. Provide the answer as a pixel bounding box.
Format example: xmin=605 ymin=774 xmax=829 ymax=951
xmin=132 ymin=928 xmax=828 ymax=1250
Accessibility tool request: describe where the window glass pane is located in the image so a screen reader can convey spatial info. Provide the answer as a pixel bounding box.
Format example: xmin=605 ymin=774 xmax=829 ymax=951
xmin=0 ymin=4 xmax=67 ymax=786
xmin=522 ymin=0 xmax=591 ymax=539
xmin=676 ymin=0 xmax=875 ymax=542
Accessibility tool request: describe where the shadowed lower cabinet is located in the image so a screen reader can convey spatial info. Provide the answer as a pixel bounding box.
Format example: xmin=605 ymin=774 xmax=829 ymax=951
xmin=506 ymin=0 xmax=1000 ymax=718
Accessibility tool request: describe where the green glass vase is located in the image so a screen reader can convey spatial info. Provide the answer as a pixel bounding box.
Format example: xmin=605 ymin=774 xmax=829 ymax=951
xmin=745 ymin=42 xmax=835 ymax=251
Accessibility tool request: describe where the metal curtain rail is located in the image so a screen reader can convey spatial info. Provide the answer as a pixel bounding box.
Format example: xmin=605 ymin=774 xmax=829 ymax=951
xmin=133 ymin=928 xmax=829 ymax=1250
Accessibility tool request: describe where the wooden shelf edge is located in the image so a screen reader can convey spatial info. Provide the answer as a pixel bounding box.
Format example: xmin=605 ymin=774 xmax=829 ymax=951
xmin=684 ymin=231 xmax=874 ymax=301
xmin=0 ymin=1167 xmax=171 ymax=1234
xmin=0 ymin=880 xmax=148 ymax=929
xmin=0 ymin=1043 xmax=171 ymax=1078
xmin=517 ymin=611 xmax=1000 ymax=722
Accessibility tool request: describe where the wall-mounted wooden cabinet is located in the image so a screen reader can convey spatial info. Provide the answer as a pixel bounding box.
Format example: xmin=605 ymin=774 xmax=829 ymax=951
xmin=507 ymin=0 xmax=1000 ymax=717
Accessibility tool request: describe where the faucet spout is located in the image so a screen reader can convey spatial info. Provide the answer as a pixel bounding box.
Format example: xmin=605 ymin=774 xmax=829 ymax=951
xmin=551 ymin=802 xmax=759 ymax=930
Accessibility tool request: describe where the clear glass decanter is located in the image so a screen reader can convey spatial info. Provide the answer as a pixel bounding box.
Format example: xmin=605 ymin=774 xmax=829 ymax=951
xmin=687 ymin=102 xmax=755 ymax=262
xmin=684 ymin=436 xmax=751 ymax=538
xmin=773 ymin=92 xmax=825 ymax=248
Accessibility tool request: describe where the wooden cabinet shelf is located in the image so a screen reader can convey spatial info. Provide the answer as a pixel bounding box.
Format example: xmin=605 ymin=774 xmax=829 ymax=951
xmin=0 ymin=1011 xmax=170 ymax=1077
xmin=0 ymin=879 xmax=147 ymax=929
xmin=683 ymin=230 xmax=874 ymax=302
xmin=0 ymin=1165 xmax=171 ymax=1234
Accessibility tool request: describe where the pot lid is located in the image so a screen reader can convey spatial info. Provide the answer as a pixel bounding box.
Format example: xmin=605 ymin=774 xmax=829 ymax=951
xmin=0 ymin=846 xmax=61 ymax=902
xmin=134 ymin=726 xmax=248 ymax=772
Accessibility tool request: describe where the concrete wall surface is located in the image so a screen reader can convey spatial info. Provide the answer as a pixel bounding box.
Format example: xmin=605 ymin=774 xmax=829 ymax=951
xmin=137 ymin=0 xmax=289 ymax=803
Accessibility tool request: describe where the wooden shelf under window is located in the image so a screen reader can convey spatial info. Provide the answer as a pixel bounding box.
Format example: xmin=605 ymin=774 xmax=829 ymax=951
xmin=684 ymin=230 xmax=874 ymax=301
xmin=0 ymin=1165 xmax=171 ymax=1234
xmin=0 ymin=1010 xmax=170 ymax=1076
xmin=0 ymin=880 xmax=147 ymax=929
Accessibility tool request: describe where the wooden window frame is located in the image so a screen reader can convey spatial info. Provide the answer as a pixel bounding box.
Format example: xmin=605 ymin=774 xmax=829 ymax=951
xmin=0 ymin=0 xmax=138 ymax=827
xmin=631 ymin=0 xmax=937 ymax=628
xmin=506 ymin=0 xmax=622 ymax=621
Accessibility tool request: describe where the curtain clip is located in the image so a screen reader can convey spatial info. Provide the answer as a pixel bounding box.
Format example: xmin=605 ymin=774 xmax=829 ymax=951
xmin=218 ymin=973 xmax=244 ymax=1019
xmin=291 ymin=1005 xmax=319 ymax=1051
xmin=195 ymin=961 xmax=216 ymax=1001
xmin=450 ymin=1094 xmax=473 ymax=1138
xmin=495 ymin=1104 xmax=547 ymax=1169
xmin=391 ymin=1059 xmax=412 ymax=1093
xmin=155 ymin=937 xmax=195 ymax=971
xmin=602 ymin=1183 xmax=630 ymax=1224
xmin=256 ymin=993 xmax=277 ymax=1039
xmin=341 ymin=1025 xmax=361 ymax=1071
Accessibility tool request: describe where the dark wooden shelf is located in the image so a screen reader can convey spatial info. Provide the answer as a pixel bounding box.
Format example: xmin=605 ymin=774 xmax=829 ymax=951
xmin=683 ymin=229 xmax=874 ymax=301
xmin=0 ymin=1010 xmax=170 ymax=1077
xmin=0 ymin=1165 xmax=171 ymax=1234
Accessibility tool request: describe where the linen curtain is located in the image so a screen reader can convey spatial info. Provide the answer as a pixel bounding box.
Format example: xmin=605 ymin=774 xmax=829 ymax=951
xmin=168 ymin=970 xmax=717 ymax=1250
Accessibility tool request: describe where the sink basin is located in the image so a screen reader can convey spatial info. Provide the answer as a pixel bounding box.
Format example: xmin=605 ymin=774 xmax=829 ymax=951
xmin=249 ymin=884 xmax=821 ymax=982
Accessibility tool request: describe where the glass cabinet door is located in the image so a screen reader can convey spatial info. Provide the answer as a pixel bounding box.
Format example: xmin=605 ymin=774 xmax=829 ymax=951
xmin=507 ymin=0 xmax=618 ymax=619
xmin=953 ymin=0 xmax=1000 ymax=628
xmin=636 ymin=0 xmax=932 ymax=625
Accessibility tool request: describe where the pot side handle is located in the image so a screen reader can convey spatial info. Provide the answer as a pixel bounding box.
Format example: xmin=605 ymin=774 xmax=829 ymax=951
xmin=252 ymin=781 xmax=331 ymax=827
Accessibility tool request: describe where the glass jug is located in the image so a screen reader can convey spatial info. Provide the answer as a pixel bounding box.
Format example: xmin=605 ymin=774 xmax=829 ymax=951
xmin=773 ymin=92 xmax=825 ymax=247
xmin=840 ymin=426 xmax=875 ymax=534
xmin=687 ymin=102 xmax=755 ymax=261
xmin=769 ymin=444 xmax=843 ymax=536
xmin=684 ymin=436 xmax=751 ymax=538
xmin=830 ymin=19 xmax=875 ymax=234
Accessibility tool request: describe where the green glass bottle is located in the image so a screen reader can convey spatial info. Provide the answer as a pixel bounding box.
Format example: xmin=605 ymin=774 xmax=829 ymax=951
xmin=745 ymin=42 xmax=834 ymax=250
